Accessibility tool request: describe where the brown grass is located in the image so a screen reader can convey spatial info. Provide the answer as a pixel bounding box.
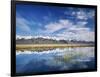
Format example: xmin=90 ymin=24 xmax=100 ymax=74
xmin=16 ymin=44 xmax=94 ymax=51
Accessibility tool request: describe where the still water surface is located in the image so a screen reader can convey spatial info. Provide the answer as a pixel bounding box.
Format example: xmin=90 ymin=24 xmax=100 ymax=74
xmin=16 ymin=47 xmax=95 ymax=74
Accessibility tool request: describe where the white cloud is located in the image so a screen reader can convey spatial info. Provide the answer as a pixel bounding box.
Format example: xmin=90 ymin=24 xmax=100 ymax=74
xmin=16 ymin=15 xmax=94 ymax=41
xmin=65 ymin=9 xmax=95 ymax=20
xmin=72 ymin=11 xmax=76 ymax=15
xmin=16 ymin=17 xmax=31 ymax=32
xmin=76 ymin=10 xmax=95 ymax=20
xmin=56 ymin=26 xmax=94 ymax=41
xmin=76 ymin=21 xmax=88 ymax=26
xmin=69 ymin=26 xmax=90 ymax=32
xmin=76 ymin=10 xmax=88 ymax=20
xmin=44 ymin=19 xmax=73 ymax=33
xmin=87 ymin=10 xmax=95 ymax=18
xmin=40 ymin=18 xmax=94 ymax=41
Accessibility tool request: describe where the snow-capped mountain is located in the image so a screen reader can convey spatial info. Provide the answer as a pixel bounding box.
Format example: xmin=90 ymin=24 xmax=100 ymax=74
xmin=16 ymin=35 xmax=94 ymax=44
xmin=16 ymin=35 xmax=64 ymax=40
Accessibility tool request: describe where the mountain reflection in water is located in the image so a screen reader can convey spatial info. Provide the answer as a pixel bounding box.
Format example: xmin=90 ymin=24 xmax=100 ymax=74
xmin=16 ymin=47 xmax=95 ymax=74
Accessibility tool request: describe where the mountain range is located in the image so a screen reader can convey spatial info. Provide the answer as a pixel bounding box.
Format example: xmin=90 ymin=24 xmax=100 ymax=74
xmin=16 ymin=36 xmax=94 ymax=44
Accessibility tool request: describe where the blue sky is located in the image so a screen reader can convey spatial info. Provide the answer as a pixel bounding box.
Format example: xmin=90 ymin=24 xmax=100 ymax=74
xmin=16 ymin=4 xmax=95 ymax=41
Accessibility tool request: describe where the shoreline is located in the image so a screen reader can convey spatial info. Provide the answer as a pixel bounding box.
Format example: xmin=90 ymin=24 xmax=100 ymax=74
xmin=16 ymin=44 xmax=94 ymax=51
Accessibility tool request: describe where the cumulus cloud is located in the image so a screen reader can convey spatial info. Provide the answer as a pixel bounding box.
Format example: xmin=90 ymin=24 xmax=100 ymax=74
xmin=64 ymin=9 xmax=95 ymax=20
xmin=76 ymin=10 xmax=88 ymax=20
xmin=56 ymin=25 xmax=94 ymax=41
xmin=76 ymin=10 xmax=95 ymax=20
xmin=42 ymin=19 xmax=94 ymax=41
xmin=57 ymin=30 xmax=94 ymax=41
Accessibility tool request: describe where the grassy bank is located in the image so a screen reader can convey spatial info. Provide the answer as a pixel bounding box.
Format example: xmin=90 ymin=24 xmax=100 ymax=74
xmin=16 ymin=44 xmax=94 ymax=51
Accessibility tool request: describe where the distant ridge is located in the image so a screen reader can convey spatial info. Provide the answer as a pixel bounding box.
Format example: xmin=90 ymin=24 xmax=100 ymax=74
xmin=16 ymin=35 xmax=94 ymax=44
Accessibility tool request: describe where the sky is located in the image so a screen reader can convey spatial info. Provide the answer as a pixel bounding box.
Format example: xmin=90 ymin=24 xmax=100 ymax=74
xmin=16 ymin=4 xmax=95 ymax=41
